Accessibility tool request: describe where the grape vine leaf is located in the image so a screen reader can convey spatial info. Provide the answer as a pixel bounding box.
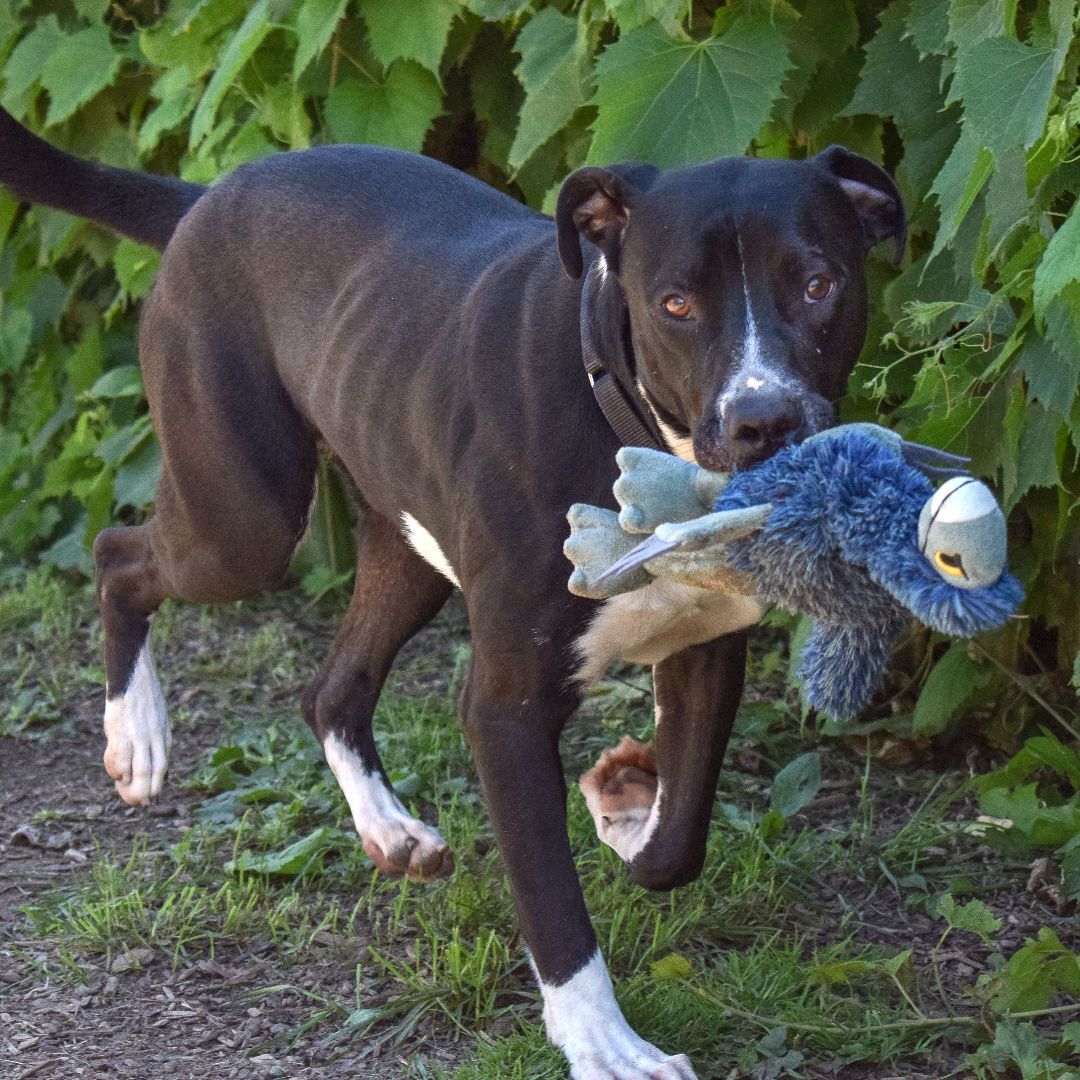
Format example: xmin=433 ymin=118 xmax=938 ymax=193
xmin=1033 ymin=201 xmax=1080 ymax=322
xmin=589 ymin=18 xmax=791 ymax=168
xmin=323 ymin=62 xmax=442 ymax=153
xmin=949 ymin=34 xmax=1065 ymax=159
xmin=190 ymin=0 xmax=272 ymax=148
xmin=946 ymin=0 xmax=1006 ymax=50
xmin=508 ymin=8 xmax=588 ymax=171
xmin=360 ymin=0 xmax=458 ymax=77
xmin=926 ymin=127 xmax=993 ymax=265
xmin=912 ymin=643 xmax=988 ymax=738
xmin=0 ymin=15 xmax=63 ymax=118
xmin=292 ymin=0 xmax=347 ymax=79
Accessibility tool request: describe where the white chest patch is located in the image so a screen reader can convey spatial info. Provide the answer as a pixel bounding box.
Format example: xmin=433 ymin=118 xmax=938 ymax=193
xmin=574 ymin=580 xmax=762 ymax=686
xmin=102 ymin=641 xmax=171 ymax=807
xmin=539 ymin=950 xmax=696 ymax=1079
xmin=400 ymin=513 xmax=461 ymax=588
xmin=636 ymin=380 xmax=696 ymax=463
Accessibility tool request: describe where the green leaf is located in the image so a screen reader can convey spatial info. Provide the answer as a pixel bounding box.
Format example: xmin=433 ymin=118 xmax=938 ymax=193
xmin=292 ymin=0 xmax=347 ymax=78
xmin=139 ymin=67 xmax=199 ymax=155
xmin=113 ymin=436 xmax=161 ymax=509
xmin=39 ymin=23 xmax=122 ymax=126
xmin=113 ymin=240 xmax=161 ymax=302
xmin=947 ymin=0 xmax=1006 ymax=50
xmin=1010 ymin=401 xmax=1063 ymax=508
xmin=769 ymin=751 xmax=821 ymax=818
xmin=986 ymin=928 xmax=1080 ymax=1012
xmin=324 ymin=62 xmax=442 ymax=153
xmin=950 ymin=35 xmax=1064 ymax=160
xmin=1073 ymin=652 xmax=1080 ymax=692
xmin=0 ymin=308 xmax=32 ymax=372
xmin=190 ymin=0 xmax=272 ymax=148
xmin=936 ymin=892 xmax=1002 ymax=943
xmin=226 ymin=826 xmax=337 ymax=877
xmin=650 ymin=953 xmax=692 ymax=981
xmin=360 ymin=0 xmax=458 ymax=76
xmin=926 ymin=127 xmax=994 ymax=266
xmin=1033 ymin=201 xmax=1080 ymax=322
xmin=588 ymin=18 xmax=791 ymax=168
xmin=0 ymin=16 xmax=64 ymax=116
xmin=1017 ymin=326 xmax=1080 ymax=419
xmin=508 ymin=9 xmax=588 ymax=171
xmin=904 ymin=0 xmax=950 ymax=57
xmin=606 ymin=0 xmax=689 ymax=35
xmin=87 ymin=365 xmax=143 ymax=400
xmin=912 ymin=643 xmax=988 ymax=739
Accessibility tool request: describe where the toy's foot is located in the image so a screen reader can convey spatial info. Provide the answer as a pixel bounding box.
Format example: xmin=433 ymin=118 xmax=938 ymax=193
xmin=579 ymin=737 xmax=659 ymax=863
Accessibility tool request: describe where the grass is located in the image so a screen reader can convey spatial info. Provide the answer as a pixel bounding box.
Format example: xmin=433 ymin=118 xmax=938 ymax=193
xmin=2 ymin=569 xmax=1079 ymax=1078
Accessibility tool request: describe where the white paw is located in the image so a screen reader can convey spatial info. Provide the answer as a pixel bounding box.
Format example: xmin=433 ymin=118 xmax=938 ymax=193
xmin=103 ymin=644 xmax=171 ymax=806
xmin=541 ymin=952 xmax=697 ymax=1080
xmin=323 ymin=733 xmax=453 ymax=881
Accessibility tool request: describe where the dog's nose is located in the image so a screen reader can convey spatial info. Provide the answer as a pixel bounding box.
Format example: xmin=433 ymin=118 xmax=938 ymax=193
xmin=726 ymin=391 xmax=802 ymax=469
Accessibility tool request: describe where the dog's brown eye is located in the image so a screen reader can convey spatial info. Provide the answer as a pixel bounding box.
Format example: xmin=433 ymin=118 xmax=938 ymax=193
xmin=805 ymin=275 xmax=834 ymax=303
xmin=663 ymin=294 xmax=692 ymax=319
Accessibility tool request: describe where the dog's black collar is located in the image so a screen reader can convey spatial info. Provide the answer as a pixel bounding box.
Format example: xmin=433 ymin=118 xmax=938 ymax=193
xmin=579 ymin=261 xmax=665 ymax=451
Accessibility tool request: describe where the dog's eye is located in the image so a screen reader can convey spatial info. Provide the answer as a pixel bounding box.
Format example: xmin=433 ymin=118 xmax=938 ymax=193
xmin=662 ymin=294 xmax=692 ymax=319
xmin=804 ymin=275 xmax=834 ymax=303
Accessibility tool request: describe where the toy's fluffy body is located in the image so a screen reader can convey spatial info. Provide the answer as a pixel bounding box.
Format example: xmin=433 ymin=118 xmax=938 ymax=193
xmin=714 ymin=432 xmax=1022 ymax=716
xmin=566 ymin=426 xmax=1023 ymax=719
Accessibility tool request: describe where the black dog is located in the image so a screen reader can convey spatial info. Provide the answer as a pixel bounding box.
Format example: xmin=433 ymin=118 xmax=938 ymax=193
xmin=0 ymin=108 xmax=902 ymax=1078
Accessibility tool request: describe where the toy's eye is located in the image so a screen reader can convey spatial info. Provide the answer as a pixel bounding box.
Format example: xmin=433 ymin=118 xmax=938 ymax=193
xmin=662 ymin=294 xmax=692 ymax=319
xmin=804 ymin=276 xmax=834 ymax=303
xmin=933 ymin=551 xmax=967 ymax=579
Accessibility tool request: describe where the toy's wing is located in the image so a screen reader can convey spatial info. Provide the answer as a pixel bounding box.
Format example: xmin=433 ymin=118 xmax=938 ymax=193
xmin=564 ymin=504 xmax=651 ymax=599
xmin=595 ymin=504 xmax=772 ymax=587
xmin=613 ymin=446 xmax=729 ymax=534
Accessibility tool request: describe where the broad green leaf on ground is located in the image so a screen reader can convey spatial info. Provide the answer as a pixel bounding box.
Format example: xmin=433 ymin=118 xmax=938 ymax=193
xmin=1033 ymin=201 xmax=1080 ymax=322
xmin=650 ymin=953 xmax=692 ymax=980
xmin=0 ymin=15 xmax=64 ymax=116
xmin=291 ymin=0 xmax=347 ymax=78
xmin=925 ymin=127 xmax=993 ymax=265
xmin=508 ymin=8 xmax=588 ymax=171
xmin=982 ymin=929 xmax=1080 ymax=1012
xmin=324 ymin=62 xmax=442 ymax=152
xmin=950 ymin=34 xmax=1065 ymax=160
xmin=912 ymin=643 xmax=988 ymax=738
xmin=39 ymin=23 xmax=121 ymax=126
xmin=769 ymin=751 xmax=821 ymax=818
xmin=936 ymin=892 xmax=1002 ymax=943
xmin=189 ymin=0 xmax=272 ymax=148
xmin=946 ymin=0 xmax=1006 ymax=50
xmin=226 ymin=826 xmax=338 ymax=877
xmin=588 ymin=17 xmax=791 ymax=168
xmin=360 ymin=0 xmax=458 ymax=76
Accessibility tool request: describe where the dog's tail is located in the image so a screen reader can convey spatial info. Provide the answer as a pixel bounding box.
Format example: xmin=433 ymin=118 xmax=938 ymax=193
xmin=0 ymin=108 xmax=206 ymax=251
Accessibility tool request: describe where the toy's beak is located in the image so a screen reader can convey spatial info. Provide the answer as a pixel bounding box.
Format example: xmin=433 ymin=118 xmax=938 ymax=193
xmin=594 ymin=535 xmax=678 ymax=586
xmin=918 ymin=477 xmax=1006 ymax=589
xmin=901 ymin=440 xmax=971 ymax=479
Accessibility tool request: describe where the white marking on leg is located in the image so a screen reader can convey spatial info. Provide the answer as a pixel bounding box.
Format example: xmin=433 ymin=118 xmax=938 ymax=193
xmin=400 ymin=513 xmax=461 ymax=588
xmin=597 ymin=253 xmax=609 ymax=284
xmin=538 ymin=950 xmax=697 ymax=1079
xmin=103 ymin=641 xmax=171 ymax=806
xmin=745 ymin=376 xmax=764 ymax=390
xmin=323 ymin=732 xmax=450 ymax=874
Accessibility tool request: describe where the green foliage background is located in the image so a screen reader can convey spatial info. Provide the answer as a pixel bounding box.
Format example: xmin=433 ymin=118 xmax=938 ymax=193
xmin=1 ymin=0 xmax=1078 ymax=736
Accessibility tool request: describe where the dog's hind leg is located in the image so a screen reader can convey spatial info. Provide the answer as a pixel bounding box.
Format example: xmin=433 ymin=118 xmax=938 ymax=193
xmin=302 ymin=511 xmax=454 ymax=881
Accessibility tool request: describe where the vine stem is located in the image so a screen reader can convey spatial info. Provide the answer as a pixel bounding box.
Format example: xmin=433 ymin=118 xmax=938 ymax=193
xmin=687 ymin=984 xmax=1080 ymax=1036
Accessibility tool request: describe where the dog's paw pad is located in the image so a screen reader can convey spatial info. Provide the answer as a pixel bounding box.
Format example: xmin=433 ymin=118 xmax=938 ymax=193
xmin=579 ymin=737 xmax=659 ymax=863
xmin=363 ymin=823 xmax=454 ymax=882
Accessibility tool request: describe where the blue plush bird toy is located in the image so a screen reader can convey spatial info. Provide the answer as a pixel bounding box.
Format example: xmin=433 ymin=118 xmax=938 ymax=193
xmin=565 ymin=424 xmax=1023 ymax=719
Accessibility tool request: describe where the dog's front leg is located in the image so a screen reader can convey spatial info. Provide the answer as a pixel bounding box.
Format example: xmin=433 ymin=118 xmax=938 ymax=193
xmin=462 ymin=631 xmax=696 ymax=1080
xmin=581 ymin=632 xmax=747 ymax=891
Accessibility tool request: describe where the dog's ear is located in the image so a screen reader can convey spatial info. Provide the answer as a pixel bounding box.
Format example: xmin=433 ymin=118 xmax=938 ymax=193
xmin=555 ymin=163 xmax=659 ymax=280
xmin=814 ymin=145 xmax=906 ymax=266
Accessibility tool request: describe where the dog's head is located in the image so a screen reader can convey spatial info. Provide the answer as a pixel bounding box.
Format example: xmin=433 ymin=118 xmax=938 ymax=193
xmin=556 ymin=147 xmax=904 ymax=471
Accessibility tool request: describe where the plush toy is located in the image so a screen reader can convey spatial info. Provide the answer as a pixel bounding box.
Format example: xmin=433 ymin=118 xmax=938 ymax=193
xmin=565 ymin=424 xmax=1023 ymax=718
